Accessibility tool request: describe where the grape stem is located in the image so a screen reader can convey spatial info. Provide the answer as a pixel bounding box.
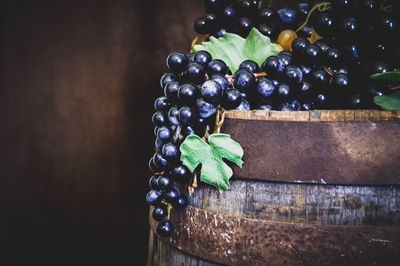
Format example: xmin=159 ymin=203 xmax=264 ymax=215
xmin=296 ymin=2 xmax=331 ymax=33
xmin=188 ymin=172 xmax=198 ymax=195
xmin=214 ymin=108 xmax=226 ymax=134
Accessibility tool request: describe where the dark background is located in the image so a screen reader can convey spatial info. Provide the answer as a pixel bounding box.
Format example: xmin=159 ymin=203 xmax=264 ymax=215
xmin=0 ymin=0 xmax=202 ymax=265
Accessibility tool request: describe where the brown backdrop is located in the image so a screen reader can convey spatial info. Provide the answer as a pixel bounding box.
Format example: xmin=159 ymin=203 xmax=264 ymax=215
xmin=0 ymin=0 xmax=202 ymax=265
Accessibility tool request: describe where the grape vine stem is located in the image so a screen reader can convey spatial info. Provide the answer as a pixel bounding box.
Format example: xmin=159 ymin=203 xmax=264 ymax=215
xmin=296 ymin=2 xmax=331 ymax=33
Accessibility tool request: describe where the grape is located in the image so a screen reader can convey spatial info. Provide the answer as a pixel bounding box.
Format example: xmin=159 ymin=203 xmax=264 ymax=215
xmin=296 ymin=2 xmax=310 ymax=21
xmin=152 ymin=203 xmax=168 ymax=222
xmin=261 ymin=56 xmax=285 ymax=77
xmin=291 ymin=100 xmax=301 ymax=111
xmin=304 ymin=44 xmax=322 ymax=65
xmin=205 ymin=13 xmax=220 ymax=34
xmin=324 ymin=47 xmax=342 ymax=68
xmin=170 ymin=164 xmax=191 ymax=183
xmin=160 ymin=73 xmax=178 ymax=88
xmin=153 ymin=152 xmax=170 ymax=170
xmin=180 ymin=124 xmax=194 ymax=136
xmin=165 ymin=186 xmax=181 ymax=203
xmin=149 ymin=175 xmax=160 ymax=190
xmin=350 ymin=94 xmax=365 ymax=109
xmin=201 ymin=80 xmax=224 ymax=103
xmin=148 ymin=157 xmax=160 ymax=173
xmin=184 ymin=63 xmax=206 ymax=84
xmin=301 ymin=102 xmax=314 ymax=111
xmin=299 ymin=81 xmax=313 ymax=98
xmin=194 ymin=51 xmax=212 ymax=67
xmin=256 ymin=78 xmax=276 ymax=99
xmin=152 ymin=112 xmax=167 ymax=127
xmin=172 ymin=194 xmax=189 ymax=210
xmin=331 ymin=0 xmax=356 ymax=12
xmin=207 ymin=60 xmax=228 ymax=76
xmin=178 ymin=84 xmax=197 ymax=105
xmin=277 ymin=8 xmax=297 ymax=25
xmin=211 ymin=74 xmax=229 ymax=89
xmin=311 ymin=70 xmax=330 ymax=87
xmin=156 ymin=220 xmax=174 ymax=238
xmin=238 ymin=0 xmax=258 ymax=16
xmin=377 ymin=15 xmax=397 ymax=38
xmin=284 ymin=65 xmax=303 ymax=85
xmin=258 ymin=8 xmax=276 ymax=24
xmin=178 ymin=106 xmax=196 ymax=125
xmin=297 ymin=26 xmax=314 ymax=38
xmin=257 ymin=102 xmax=274 ymax=110
xmin=277 ymin=51 xmax=293 ymax=66
xmin=313 ymin=12 xmax=335 ymax=39
xmin=315 ymin=39 xmax=330 ymax=52
xmin=154 ymin=97 xmax=171 ymax=112
xmin=223 ymin=5 xmax=237 ymax=23
xmin=340 ymin=17 xmax=359 ymax=39
xmin=341 ymin=42 xmax=360 ymax=63
xmin=166 ymin=52 xmax=188 ymax=73
xmin=300 ymin=64 xmax=312 ymax=77
xmin=167 ymin=107 xmax=180 ymax=126
xmin=239 ymin=60 xmax=260 ymax=73
xmin=235 ymin=98 xmax=251 ymax=110
xmin=162 ymin=142 xmax=180 ymax=162
xmin=146 ymin=190 xmax=163 ymax=206
xmin=163 ymin=81 xmax=180 ymax=101
xmin=157 ymin=175 xmax=173 ymax=190
xmin=292 ymin=38 xmax=310 ymax=57
xmin=156 ymin=126 xmax=173 ymax=143
xmin=277 ymin=83 xmax=291 ymax=100
xmin=196 ymin=98 xmax=217 ymax=119
xmin=358 ymin=0 xmax=379 ymax=17
xmin=194 ymin=17 xmax=208 ymax=34
xmin=277 ymin=30 xmax=298 ymax=51
xmin=258 ymin=24 xmax=275 ymax=38
xmin=280 ymin=102 xmax=295 ymax=111
xmin=315 ymin=93 xmax=328 ymax=108
xmin=216 ymin=28 xmax=227 ymax=37
xmin=234 ymin=69 xmax=256 ymax=93
xmin=237 ymin=17 xmax=253 ymax=37
xmin=332 ymin=73 xmax=350 ymax=90
xmin=222 ymin=88 xmax=242 ymax=109
xmin=368 ymin=82 xmax=390 ymax=97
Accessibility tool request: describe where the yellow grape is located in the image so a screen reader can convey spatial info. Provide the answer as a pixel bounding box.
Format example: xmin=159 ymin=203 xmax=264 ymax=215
xmin=277 ymin=30 xmax=298 ymax=51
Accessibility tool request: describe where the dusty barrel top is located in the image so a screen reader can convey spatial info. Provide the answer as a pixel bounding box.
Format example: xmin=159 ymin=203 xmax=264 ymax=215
xmin=222 ymin=110 xmax=400 ymax=185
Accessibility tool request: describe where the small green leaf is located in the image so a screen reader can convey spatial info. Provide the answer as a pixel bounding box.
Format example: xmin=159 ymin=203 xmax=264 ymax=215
xmin=374 ymin=91 xmax=400 ymax=110
xmin=243 ymin=28 xmax=282 ymax=68
xmin=370 ymin=71 xmax=400 ymax=81
xmin=193 ymin=28 xmax=281 ymax=73
xmin=180 ymin=133 xmax=244 ymax=191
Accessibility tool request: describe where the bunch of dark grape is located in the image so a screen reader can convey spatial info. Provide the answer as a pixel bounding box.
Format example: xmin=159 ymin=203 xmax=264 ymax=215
xmin=299 ymin=0 xmax=400 ymax=107
xmin=147 ymin=50 xmax=248 ymax=238
xmin=194 ymin=0 xmax=317 ymax=39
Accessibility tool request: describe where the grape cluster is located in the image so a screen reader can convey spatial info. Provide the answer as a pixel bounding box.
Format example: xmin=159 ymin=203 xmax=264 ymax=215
xmin=194 ymin=0 xmax=318 ymax=39
xmin=147 ymin=50 xmax=249 ymax=238
xmin=304 ymin=0 xmax=399 ymax=107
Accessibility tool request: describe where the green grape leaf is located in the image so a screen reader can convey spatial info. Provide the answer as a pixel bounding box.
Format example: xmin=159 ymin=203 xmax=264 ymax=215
xmin=374 ymin=91 xmax=400 ymax=111
xmin=243 ymin=27 xmax=282 ymax=68
xmin=193 ymin=28 xmax=281 ymax=73
xmin=370 ymin=71 xmax=400 ymax=81
xmin=180 ymin=133 xmax=244 ymax=191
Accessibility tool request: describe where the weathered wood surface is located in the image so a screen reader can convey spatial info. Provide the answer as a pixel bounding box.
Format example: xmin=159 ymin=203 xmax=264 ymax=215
xmin=149 ymin=180 xmax=400 ymax=265
xmin=222 ymin=111 xmax=400 ymax=185
xmin=165 ymin=206 xmax=400 ymax=266
xmin=147 ymin=231 xmax=222 ymax=266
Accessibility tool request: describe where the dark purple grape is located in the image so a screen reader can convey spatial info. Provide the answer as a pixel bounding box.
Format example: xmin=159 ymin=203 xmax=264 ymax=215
xmin=165 ymin=186 xmax=181 ymax=203
xmin=184 ymin=63 xmax=206 ymax=84
xmin=239 ymin=60 xmax=260 ymax=73
xmin=170 ymin=164 xmax=192 ymax=183
xmin=194 ymin=17 xmax=208 ymax=34
xmin=258 ymin=24 xmax=275 ymax=39
xmin=160 ymin=73 xmax=178 ymax=88
xmin=163 ymin=81 xmax=180 ymax=101
xmin=152 ymin=203 xmax=167 ymax=221
xmin=157 ymin=175 xmax=173 ymax=190
xmin=256 ymin=77 xmax=276 ymax=99
xmin=146 ymin=190 xmax=163 ymax=206
xmin=237 ymin=17 xmax=253 ymax=37
xmin=152 ymin=112 xmax=167 ymax=127
xmin=211 ymin=74 xmax=229 ymax=89
xmin=284 ymin=65 xmax=303 ymax=85
xmin=166 ymin=52 xmax=188 ymax=73
xmin=258 ymin=8 xmax=276 ymax=24
xmin=162 ymin=142 xmax=180 ymax=162
xmin=154 ymin=97 xmax=171 ymax=112
xmin=178 ymin=106 xmax=196 ymax=125
xmin=178 ymin=84 xmax=197 ymax=105
xmin=207 ymin=60 xmax=228 ymax=76
xmin=313 ymin=12 xmax=335 ymax=39
xmin=196 ymin=98 xmax=217 ymax=119
xmin=201 ymin=80 xmax=224 ymax=103
xmin=292 ymin=38 xmax=310 ymax=57
xmin=234 ymin=69 xmax=256 ymax=93
xmin=168 ymin=107 xmax=180 ymax=126
xmin=172 ymin=194 xmax=188 ymax=210
xmin=156 ymin=220 xmax=174 ymax=238
xmin=194 ymin=51 xmax=212 ymax=67
xmin=222 ymin=88 xmax=242 ymax=109
xmin=261 ymin=56 xmax=285 ymax=77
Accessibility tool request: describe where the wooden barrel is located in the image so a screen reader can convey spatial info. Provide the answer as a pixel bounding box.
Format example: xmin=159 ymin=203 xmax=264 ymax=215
xmin=148 ymin=110 xmax=400 ymax=266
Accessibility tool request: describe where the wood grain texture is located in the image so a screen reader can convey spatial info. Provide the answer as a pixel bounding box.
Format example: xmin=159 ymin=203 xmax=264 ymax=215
xmin=222 ymin=111 xmax=400 ymax=185
xmin=149 ymin=179 xmax=400 ymax=265
xmin=0 ymin=0 xmax=202 ymax=265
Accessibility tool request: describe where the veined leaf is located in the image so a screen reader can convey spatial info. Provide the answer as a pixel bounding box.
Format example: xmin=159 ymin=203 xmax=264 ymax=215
xmin=180 ymin=133 xmax=244 ymax=191
xmin=374 ymin=91 xmax=400 ymax=111
xmin=370 ymin=71 xmax=400 ymax=81
xmin=194 ymin=28 xmax=281 ymax=73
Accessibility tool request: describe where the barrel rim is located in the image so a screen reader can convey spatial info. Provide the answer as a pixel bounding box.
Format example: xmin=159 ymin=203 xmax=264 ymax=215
xmin=225 ymin=110 xmax=400 ymax=122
